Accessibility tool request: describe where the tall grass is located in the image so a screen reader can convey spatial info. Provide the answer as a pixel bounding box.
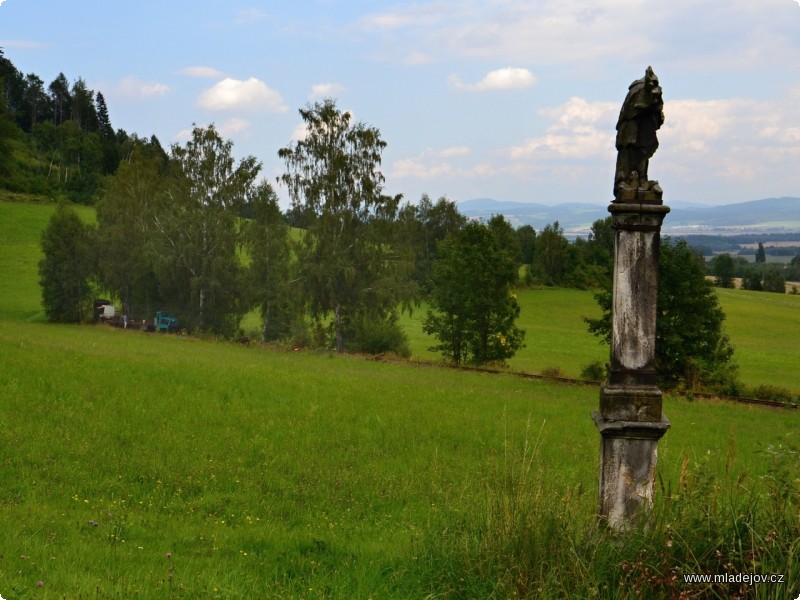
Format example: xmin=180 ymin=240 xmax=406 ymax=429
xmin=2 ymin=320 xmax=798 ymax=597
xmin=416 ymin=424 xmax=800 ymax=599
xmin=2 ymin=200 xmax=800 ymax=597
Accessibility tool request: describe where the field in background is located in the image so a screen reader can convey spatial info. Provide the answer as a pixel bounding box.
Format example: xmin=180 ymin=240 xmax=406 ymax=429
xmin=2 ymin=200 xmax=798 ymax=392
xmin=0 ymin=200 xmax=95 ymax=322
xmin=1 ymin=199 xmax=799 ymax=596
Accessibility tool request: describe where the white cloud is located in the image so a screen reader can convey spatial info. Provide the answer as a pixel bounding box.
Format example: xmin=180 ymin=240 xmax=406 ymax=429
xmin=359 ymin=5 xmax=447 ymax=31
xmin=114 ymin=76 xmax=170 ymax=99
xmin=181 ymin=66 xmax=224 ymax=78
xmin=173 ymin=128 xmax=192 ymax=143
xmin=393 ymin=155 xmax=457 ymax=180
xmin=402 ymin=52 xmax=432 ymax=66
xmin=450 ymin=67 xmax=537 ymax=92
xmin=356 ymin=0 xmax=800 ymax=74
xmin=508 ymin=97 xmax=617 ymax=160
xmin=391 ymin=147 xmax=481 ymax=181
xmin=658 ymin=96 xmax=800 ymax=185
xmin=198 ymin=77 xmax=288 ymax=113
xmin=358 ymin=1 xmax=656 ymax=65
xmin=0 ymin=38 xmax=46 ymax=48
xmin=290 ymin=122 xmax=310 ymax=142
xmin=288 ymin=106 xmax=357 ymax=142
xmin=218 ymin=117 xmax=251 ymax=137
xmin=173 ymin=119 xmax=251 ymax=143
xmin=235 ymin=8 xmax=266 ymax=25
xmin=439 ymin=146 xmax=471 ymax=158
xmin=310 ymin=83 xmax=345 ymax=98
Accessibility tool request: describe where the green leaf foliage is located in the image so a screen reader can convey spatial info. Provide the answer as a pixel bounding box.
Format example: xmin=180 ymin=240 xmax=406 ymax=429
xmin=244 ymin=182 xmax=294 ymax=341
xmin=587 ymin=238 xmax=737 ymax=390
xmin=710 ymin=252 xmax=736 ymax=288
xmin=424 ymin=220 xmax=525 ymax=365
xmin=278 ymin=98 xmax=413 ymax=352
xmin=95 ymin=145 xmax=169 ymax=319
xmin=38 ymin=203 xmax=95 ymax=322
xmin=160 ymin=124 xmax=261 ymax=335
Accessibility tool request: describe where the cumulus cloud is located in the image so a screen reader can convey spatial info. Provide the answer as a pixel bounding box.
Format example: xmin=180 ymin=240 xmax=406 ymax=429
xmin=290 ymin=122 xmax=310 ymax=142
xmin=181 ymin=66 xmax=224 ymax=78
xmin=235 ymin=8 xmax=266 ymax=25
xmin=114 ymin=76 xmax=170 ymax=99
xmin=500 ymin=91 xmax=800 ymax=197
xmin=391 ymin=147 xmax=479 ymax=181
xmin=508 ymin=97 xmax=617 ymax=160
xmin=658 ymin=96 xmax=800 ymax=185
xmin=218 ymin=117 xmax=252 ymax=137
xmin=402 ymin=52 xmax=432 ymax=66
xmin=198 ymin=77 xmax=288 ymax=113
xmin=310 ymin=83 xmax=345 ymax=98
xmin=450 ymin=67 xmax=537 ymax=92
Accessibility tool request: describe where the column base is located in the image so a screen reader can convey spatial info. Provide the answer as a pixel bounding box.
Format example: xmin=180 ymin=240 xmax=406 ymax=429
xmin=592 ymin=411 xmax=670 ymax=530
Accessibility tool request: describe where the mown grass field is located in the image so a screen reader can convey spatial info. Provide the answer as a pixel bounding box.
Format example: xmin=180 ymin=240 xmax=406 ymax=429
xmin=5 ymin=199 xmax=798 ymax=391
xmin=1 ymin=199 xmax=799 ymax=597
xmin=0 ymin=199 xmax=95 ymax=322
xmin=1 ymin=320 xmax=798 ymax=597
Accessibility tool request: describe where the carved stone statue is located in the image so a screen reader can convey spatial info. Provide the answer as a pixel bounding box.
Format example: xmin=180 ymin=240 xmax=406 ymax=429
xmin=614 ymin=66 xmax=664 ymax=202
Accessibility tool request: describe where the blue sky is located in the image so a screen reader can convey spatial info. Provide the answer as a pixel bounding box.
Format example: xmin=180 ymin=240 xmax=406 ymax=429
xmin=2 ymin=0 xmax=799 ymax=208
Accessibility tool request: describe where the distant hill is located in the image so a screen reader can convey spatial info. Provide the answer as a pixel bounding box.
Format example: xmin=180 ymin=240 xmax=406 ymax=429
xmin=457 ymin=197 xmax=800 ymax=237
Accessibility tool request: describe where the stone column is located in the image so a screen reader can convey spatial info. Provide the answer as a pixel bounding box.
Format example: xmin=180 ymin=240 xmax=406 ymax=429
xmin=593 ymin=200 xmax=671 ymax=530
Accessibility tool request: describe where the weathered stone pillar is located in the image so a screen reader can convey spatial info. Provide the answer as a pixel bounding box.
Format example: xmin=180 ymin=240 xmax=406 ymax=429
xmin=593 ymin=200 xmax=670 ymax=529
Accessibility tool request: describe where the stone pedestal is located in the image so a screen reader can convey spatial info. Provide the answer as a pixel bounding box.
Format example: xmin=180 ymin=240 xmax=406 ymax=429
xmin=595 ymin=199 xmax=670 ymax=529
xmin=593 ymin=412 xmax=670 ymax=529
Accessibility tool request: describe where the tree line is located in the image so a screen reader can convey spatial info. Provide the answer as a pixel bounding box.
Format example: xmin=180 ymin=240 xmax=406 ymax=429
xmin=1 ymin=48 xmax=162 ymax=204
xmin=7 ymin=52 xmax=744 ymax=391
xmin=37 ymin=100 xmax=529 ymax=367
xmin=709 ymin=245 xmax=799 ymax=294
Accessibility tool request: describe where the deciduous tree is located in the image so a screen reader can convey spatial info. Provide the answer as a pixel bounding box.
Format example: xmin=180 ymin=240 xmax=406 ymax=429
xmin=48 ymin=72 xmax=71 ymax=126
xmin=278 ymin=98 xmax=410 ymax=351
xmin=155 ymin=124 xmax=261 ymax=335
xmin=244 ymin=181 xmax=293 ymax=341
xmin=96 ymin=146 xmax=168 ymax=319
xmin=424 ymin=221 xmax=525 ymax=365
xmin=711 ymin=253 xmax=736 ymax=288
xmin=39 ymin=203 xmax=95 ymax=322
xmin=516 ymin=225 xmax=536 ymax=265
xmin=531 ymin=221 xmax=571 ymax=285
xmin=587 ymin=239 xmax=736 ymax=390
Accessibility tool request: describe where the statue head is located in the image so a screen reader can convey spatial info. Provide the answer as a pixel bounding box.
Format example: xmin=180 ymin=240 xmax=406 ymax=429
xmin=644 ymin=66 xmax=662 ymax=101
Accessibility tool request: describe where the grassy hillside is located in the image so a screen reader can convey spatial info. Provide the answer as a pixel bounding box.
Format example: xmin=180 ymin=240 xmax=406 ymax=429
xmin=0 ymin=198 xmax=95 ymax=322
xmin=1 ymin=319 xmax=797 ymax=597
xmin=1 ymin=199 xmax=799 ymax=596
xmin=401 ymin=288 xmax=607 ymax=378
xmin=2 ymin=199 xmax=798 ymax=391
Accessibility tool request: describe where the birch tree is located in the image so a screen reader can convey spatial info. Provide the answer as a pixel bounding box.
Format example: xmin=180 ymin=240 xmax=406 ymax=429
xmin=278 ymin=98 xmax=409 ymax=352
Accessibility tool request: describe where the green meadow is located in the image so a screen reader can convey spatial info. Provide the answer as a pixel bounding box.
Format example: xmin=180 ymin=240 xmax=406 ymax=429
xmin=1 ymin=199 xmax=799 ymax=598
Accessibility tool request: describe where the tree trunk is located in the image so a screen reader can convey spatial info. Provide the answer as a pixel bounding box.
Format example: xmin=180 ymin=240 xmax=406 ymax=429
xmin=334 ymin=303 xmax=344 ymax=352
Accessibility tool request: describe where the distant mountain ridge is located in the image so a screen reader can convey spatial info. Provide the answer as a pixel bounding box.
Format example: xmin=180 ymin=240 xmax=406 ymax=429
xmin=457 ymin=197 xmax=800 ymax=236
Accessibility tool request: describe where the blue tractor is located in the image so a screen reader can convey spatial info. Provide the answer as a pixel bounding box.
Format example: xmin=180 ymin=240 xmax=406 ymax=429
xmin=155 ymin=311 xmax=180 ymax=333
